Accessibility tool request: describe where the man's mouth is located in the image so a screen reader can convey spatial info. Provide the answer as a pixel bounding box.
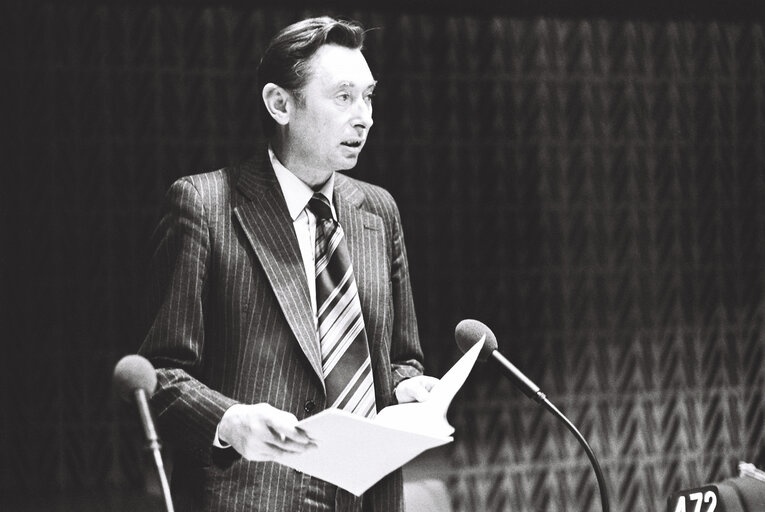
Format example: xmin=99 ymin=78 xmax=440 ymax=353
xmin=341 ymin=140 xmax=363 ymax=148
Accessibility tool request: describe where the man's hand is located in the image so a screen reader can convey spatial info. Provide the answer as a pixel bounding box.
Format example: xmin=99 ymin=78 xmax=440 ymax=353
xmin=395 ymin=375 xmax=440 ymax=403
xmin=218 ymin=403 xmax=315 ymax=461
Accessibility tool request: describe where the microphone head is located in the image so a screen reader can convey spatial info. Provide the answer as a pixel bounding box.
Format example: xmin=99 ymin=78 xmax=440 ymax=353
xmin=455 ymin=319 xmax=498 ymax=362
xmin=113 ymin=354 xmax=157 ymax=402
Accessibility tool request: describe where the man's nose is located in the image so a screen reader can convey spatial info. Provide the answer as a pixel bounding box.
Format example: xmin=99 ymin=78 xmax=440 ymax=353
xmin=352 ymin=97 xmax=373 ymax=131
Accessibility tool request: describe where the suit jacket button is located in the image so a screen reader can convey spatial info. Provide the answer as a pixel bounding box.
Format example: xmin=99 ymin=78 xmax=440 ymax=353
xmin=304 ymin=400 xmax=316 ymax=413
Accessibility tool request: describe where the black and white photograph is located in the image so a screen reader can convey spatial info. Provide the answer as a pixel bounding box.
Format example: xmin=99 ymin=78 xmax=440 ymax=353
xmin=4 ymin=1 xmax=765 ymax=510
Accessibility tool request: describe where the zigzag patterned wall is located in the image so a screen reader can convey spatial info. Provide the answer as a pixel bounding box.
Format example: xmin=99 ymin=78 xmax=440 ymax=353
xmin=5 ymin=3 xmax=765 ymax=511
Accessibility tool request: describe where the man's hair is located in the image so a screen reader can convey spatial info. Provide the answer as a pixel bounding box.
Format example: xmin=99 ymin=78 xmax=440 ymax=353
xmin=257 ymin=17 xmax=367 ymax=137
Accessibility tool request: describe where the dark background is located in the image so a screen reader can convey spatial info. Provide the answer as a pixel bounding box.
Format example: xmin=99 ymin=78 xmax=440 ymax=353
xmin=4 ymin=1 xmax=765 ymax=510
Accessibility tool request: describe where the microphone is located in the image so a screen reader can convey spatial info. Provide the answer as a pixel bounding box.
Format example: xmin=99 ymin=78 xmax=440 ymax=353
xmin=113 ymin=355 xmax=174 ymax=512
xmin=455 ymin=319 xmax=545 ymax=403
xmin=114 ymin=355 xmax=160 ymax=448
xmin=113 ymin=354 xmax=157 ymax=399
xmin=455 ymin=319 xmax=610 ymax=512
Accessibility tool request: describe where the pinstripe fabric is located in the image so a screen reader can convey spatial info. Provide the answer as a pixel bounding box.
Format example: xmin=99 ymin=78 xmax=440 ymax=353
xmin=138 ymin=152 xmax=424 ymax=512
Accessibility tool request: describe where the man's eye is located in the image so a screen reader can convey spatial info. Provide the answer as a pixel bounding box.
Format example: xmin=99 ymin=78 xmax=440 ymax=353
xmin=337 ymin=93 xmax=351 ymax=103
xmin=365 ymin=93 xmax=375 ymax=105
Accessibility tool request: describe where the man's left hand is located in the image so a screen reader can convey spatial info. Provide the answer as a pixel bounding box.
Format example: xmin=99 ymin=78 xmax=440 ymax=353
xmin=395 ymin=375 xmax=440 ymax=403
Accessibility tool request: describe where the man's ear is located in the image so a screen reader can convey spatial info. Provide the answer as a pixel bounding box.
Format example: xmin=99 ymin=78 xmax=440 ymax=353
xmin=262 ymin=83 xmax=291 ymax=127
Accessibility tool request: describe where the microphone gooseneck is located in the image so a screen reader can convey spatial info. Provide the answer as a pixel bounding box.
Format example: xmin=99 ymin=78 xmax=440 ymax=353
xmin=455 ymin=319 xmax=611 ymax=512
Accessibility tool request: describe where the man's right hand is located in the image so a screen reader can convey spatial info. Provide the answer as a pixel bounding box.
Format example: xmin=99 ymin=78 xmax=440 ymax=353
xmin=218 ymin=403 xmax=316 ymax=461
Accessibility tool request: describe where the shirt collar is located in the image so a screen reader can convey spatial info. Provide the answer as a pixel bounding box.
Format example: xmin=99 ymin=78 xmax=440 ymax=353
xmin=268 ymin=147 xmax=336 ymax=221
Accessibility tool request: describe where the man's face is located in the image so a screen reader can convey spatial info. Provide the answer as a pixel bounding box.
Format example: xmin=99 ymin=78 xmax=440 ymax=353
xmin=286 ymin=44 xmax=376 ymax=175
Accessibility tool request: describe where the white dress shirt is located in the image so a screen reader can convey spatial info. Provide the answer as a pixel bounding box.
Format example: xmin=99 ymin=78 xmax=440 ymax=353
xmin=268 ymin=147 xmax=337 ymax=319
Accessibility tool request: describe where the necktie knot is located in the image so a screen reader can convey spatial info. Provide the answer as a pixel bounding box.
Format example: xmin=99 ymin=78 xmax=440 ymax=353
xmin=308 ymin=193 xmax=333 ymax=221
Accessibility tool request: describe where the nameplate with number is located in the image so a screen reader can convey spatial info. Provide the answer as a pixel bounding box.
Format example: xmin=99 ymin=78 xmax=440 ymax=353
xmin=667 ymin=485 xmax=723 ymax=512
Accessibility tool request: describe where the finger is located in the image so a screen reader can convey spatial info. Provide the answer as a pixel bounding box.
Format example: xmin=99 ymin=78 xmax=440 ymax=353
xmin=266 ymin=424 xmax=287 ymax=443
xmin=278 ymin=422 xmax=314 ymax=443
xmin=419 ymin=376 xmax=440 ymax=391
xmin=262 ymin=408 xmax=311 ymax=442
xmin=409 ymin=384 xmax=431 ymax=402
xmin=263 ymin=433 xmax=317 ymax=454
xmin=267 ymin=424 xmax=314 ymax=446
xmin=263 ymin=439 xmax=308 ymax=454
xmin=295 ymin=426 xmax=316 ymax=443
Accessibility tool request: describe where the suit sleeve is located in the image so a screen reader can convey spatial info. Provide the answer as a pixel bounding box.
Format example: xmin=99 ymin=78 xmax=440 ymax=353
xmin=139 ymin=178 xmax=237 ymax=465
xmin=387 ymin=198 xmax=426 ymax=390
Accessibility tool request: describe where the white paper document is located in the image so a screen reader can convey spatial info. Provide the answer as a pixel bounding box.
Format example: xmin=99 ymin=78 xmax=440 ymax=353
xmin=273 ymin=338 xmax=484 ymax=495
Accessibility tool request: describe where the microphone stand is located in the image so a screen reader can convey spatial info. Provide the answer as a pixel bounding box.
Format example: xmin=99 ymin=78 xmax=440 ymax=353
xmin=540 ymin=396 xmax=610 ymax=512
xmin=493 ymin=350 xmax=610 ymax=512
xmin=135 ymin=389 xmax=174 ymax=512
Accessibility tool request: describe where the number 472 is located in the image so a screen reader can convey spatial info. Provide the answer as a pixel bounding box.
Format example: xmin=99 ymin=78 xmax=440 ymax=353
xmin=673 ymin=491 xmax=718 ymax=512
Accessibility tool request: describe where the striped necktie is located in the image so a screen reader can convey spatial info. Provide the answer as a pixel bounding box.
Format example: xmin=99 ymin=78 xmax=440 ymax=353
xmin=308 ymin=193 xmax=377 ymax=418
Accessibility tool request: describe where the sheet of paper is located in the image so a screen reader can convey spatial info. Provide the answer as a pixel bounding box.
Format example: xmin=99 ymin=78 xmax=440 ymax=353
xmin=273 ymin=338 xmax=484 ymax=495
xmin=275 ymin=409 xmax=452 ymax=495
xmin=374 ymin=336 xmax=484 ymax=437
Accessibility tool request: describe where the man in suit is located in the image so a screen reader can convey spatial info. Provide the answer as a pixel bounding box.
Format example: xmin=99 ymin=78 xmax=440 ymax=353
xmin=139 ymin=16 xmax=437 ymax=511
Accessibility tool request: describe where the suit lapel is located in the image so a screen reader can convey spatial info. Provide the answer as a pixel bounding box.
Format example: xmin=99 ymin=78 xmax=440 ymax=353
xmin=233 ymin=159 xmax=325 ymax=387
xmin=334 ymin=174 xmax=385 ymax=352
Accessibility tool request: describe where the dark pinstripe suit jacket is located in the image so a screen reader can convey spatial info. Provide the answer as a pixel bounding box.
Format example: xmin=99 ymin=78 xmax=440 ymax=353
xmin=139 ymin=153 xmax=425 ymax=511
